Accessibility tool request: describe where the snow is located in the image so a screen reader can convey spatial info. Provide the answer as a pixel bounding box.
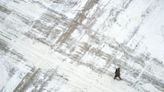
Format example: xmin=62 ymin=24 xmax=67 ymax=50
xmin=137 ymin=2 xmax=164 ymax=61
xmin=0 ymin=63 xmax=9 ymax=90
xmin=50 ymin=0 xmax=88 ymax=19
xmin=3 ymin=71 xmax=25 ymax=92
xmin=0 ymin=0 xmax=164 ymax=92
xmin=141 ymin=83 xmax=160 ymax=92
xmin=0 ymin=34 xmax=139 ymax=92
xmin=5 ymin=1 xmax=46 ymax=20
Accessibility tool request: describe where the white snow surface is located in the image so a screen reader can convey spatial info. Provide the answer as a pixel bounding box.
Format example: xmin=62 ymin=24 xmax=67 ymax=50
xmin=0 ymin=0 xmax=164 ymax=92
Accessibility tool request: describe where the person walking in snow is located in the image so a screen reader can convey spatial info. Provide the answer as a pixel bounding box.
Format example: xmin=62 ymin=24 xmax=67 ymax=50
xmin=114 ymin=67 xmax=122 ymax=80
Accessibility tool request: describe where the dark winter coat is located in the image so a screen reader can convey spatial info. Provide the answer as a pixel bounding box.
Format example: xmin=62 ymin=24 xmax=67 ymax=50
xmin=115 ymin=68 xmax=120 ymax=76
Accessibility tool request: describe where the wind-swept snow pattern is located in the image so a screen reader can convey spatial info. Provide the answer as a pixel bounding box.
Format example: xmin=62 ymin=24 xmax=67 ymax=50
xmin=0 ymin=0 xmax=164 ymax=92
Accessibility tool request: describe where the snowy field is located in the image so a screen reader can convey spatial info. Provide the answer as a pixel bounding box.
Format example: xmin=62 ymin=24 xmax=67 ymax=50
xmin=0 ymin=0 xmax=164 ymax=92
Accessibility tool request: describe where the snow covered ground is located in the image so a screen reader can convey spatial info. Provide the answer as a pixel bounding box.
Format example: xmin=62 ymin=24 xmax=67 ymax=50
xmin=0 ymin=0 xmax=164 ymax=92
